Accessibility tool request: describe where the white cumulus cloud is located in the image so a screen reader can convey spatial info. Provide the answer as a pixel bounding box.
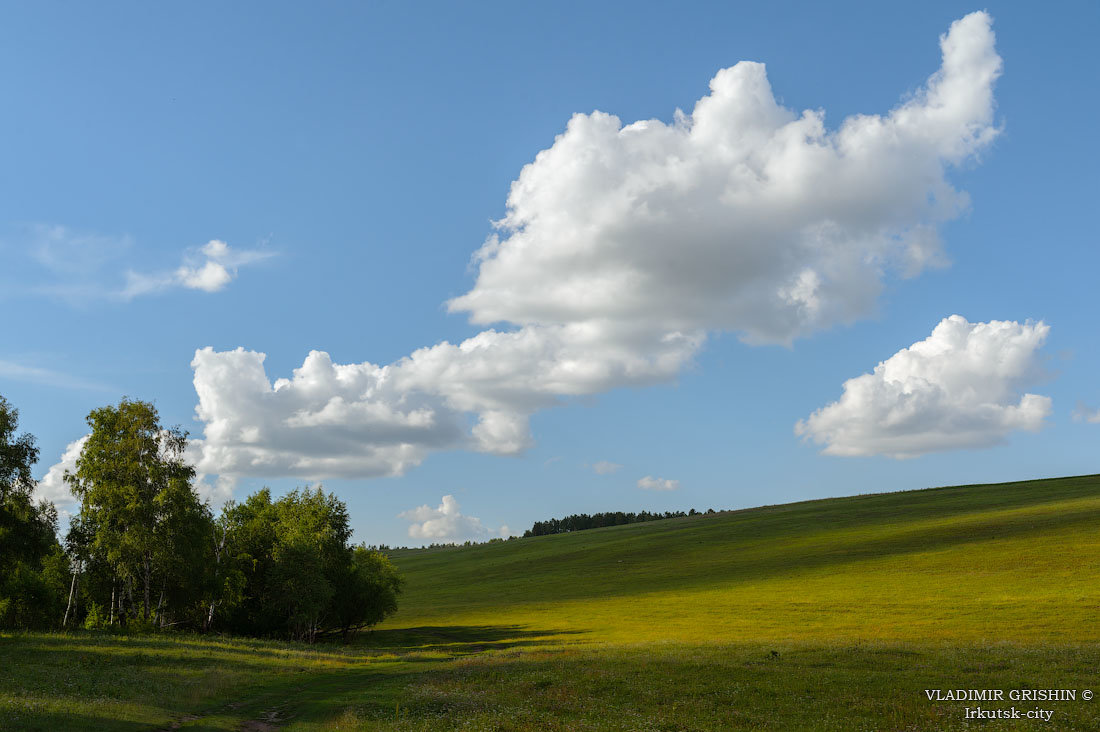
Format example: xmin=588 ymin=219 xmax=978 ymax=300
xmin=398 ymin=495 xmax=489 ymax=541
xmin=190 ymin=13 xmax=1004 ymax=485
xmin=796 ymin=315 xmax=1051 ymax=458
xmin=34 ymin=435 xmax=88 ymax=522
xmin=448 ymin=12 xmax=1001 ymax=345
xmin=592 ymin=460 xmax=623 ymax=475
xmin=638 ymin=475 xmax=681 ymax=491
xmin=190 ymin=326 xmax=699 ymax=480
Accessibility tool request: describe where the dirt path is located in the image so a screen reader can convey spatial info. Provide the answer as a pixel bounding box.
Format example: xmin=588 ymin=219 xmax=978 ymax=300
xmin=158 ymin=698 xmax=288 ymax=731
xmin=239 ymin=703 xmax=287 ymax=731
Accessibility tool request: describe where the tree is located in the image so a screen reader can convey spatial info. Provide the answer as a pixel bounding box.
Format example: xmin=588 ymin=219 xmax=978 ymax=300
xmin=218 ymin=486 xmax=401 ymax=641
xmin=221 ymin=487 xmax=351 ymax=641
xmin=0 ymin=394 xmax=64 ymax=629
xmin=332 ymin=546 xmax=403 ymax=641
xmin=202 ymin=505 xmax=245 ymax=632
xmin=65 ymin=398 xmax=204 ymax=623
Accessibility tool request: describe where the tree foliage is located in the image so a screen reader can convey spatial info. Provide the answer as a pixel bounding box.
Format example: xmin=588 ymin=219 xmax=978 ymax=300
xmin=0 ymin=395 xmax=64 ymax=628
xmin=220 ymin=488 xmax=401 ymax=641
xmin=65 ymin=399 xmax=203 ymax=624
xmin=523 ymin=509 xmax=715 ymax=537
xmin=1 ymin=395 xmax=402 ymax=639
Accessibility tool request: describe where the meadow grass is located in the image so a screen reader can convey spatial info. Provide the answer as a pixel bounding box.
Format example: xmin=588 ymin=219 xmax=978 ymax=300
xmin=3 ymin=474 xmax=1100 ymax=729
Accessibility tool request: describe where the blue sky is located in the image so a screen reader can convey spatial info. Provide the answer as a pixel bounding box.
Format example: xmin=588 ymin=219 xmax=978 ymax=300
xmin=2 ymin=1 xmax=1097 ymax=546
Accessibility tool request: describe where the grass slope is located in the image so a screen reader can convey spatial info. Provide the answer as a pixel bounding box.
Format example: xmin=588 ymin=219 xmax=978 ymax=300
xmin=384 ymin=473 xmax=1100 ymax=644
xmin=3 ymin=474 xmax=1100 ymax=730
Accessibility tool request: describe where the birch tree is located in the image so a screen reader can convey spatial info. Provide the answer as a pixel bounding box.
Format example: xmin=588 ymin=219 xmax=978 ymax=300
xmin=66 ymin=399 xmax=202 ymax=623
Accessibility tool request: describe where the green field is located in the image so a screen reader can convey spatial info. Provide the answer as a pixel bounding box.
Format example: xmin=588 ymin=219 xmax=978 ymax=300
xmin=4 ymin=474 xmax=1100 ymax=730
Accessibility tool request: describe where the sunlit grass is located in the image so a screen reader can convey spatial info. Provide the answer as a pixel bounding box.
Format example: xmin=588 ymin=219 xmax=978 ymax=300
xmin=3 ymin=474 xmax=1100 ymax=729
xmin=382 ymin=475 xmax=1100 ymax=646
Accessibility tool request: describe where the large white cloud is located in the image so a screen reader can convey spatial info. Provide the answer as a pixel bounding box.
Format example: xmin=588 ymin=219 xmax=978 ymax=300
xmin=190 ymin=325 xmax=700 ymax=479
xmin=795 ymin=315 xmax=1051 ymax=458
xmin=398 ymin=495 xmax=489 ymax=542
xmin=449 ymin=12 xmax=1000 ymax=345
xmin=191 ymin=13 xmax=1003 ymax=483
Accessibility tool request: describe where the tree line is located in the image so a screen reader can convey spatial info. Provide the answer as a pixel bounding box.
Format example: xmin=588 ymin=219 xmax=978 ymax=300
xmin=523 ymin=508 xmax=717 ymax=537
xmin=0 ymin=395 xmax=401 ymax=641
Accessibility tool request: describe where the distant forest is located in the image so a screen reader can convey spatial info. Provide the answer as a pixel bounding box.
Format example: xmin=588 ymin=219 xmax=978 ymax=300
xmin=524 ymin=509 xmax=717 ymax=537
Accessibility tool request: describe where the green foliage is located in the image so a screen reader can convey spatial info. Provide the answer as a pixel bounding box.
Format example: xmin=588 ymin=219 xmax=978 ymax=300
xmin=0 ymin=394 xmax=66 ymax=629
xmin=221 ymin=487 xmax=401 ymax=641
xmin=1 ymin=561 xmax=59 ymax=628
xmin=331 ymin=546 xmax=403 ymax=640
xmin=0 ymin=394 xmax=402 ymax=639
xmin=66 ymin=398 xmax=202 ymax=624
xmin=83 ymin=601 xmax=106 ymax=630
xmin=523 ymin=509 xmax=712 ymax=536
xmin=0 ymin=394 xmax=39 ymax=495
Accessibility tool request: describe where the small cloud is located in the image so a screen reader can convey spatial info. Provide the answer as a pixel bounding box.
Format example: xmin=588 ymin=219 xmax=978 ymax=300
xmin=177 ymin=260 xmax=232 ymax=292
xmin=398 ymin=495 xmax=489 ymax=542
xmin=638 ymin=475 xmax=680 ymax=491
xmin=1073 ymin=402 xmax=1100 ymax=424
xmin=124 ymin=239 xmax=274 ymax=298
xmin=592 ymin=460 xmax=623 ymax=475
xmin=499 ymin=524 xmax=512 ymax=539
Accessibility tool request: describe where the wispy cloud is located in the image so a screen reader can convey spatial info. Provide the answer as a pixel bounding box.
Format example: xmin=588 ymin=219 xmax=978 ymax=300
xmin=1073 ymin=402 xmax=1100 ymax=424
xmin=0 ymin=358 xmax=113 ymax=391
xmin=591 ymin=460 xmax=622 ymax=475
xmin=10 ymin=225 xmax=273 ymax=302
xmin=122 ymin=239 xmax=275 ymax=298
xmin=29 ymin=224 xmax=133 ymax=276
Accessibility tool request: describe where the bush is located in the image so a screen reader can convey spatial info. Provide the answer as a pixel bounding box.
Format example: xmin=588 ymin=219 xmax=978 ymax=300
xmin=83 ymin=601 xmax=106 ymax=630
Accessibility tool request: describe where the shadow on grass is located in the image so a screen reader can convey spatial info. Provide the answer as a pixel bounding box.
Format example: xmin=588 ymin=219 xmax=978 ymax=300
xmin=357 ymin=624 xmax=588 ymax=655
xmin=2 ymin=711 xmax=155 ymax=732
xmin=12 ymin=630 xmax=368 ymax=665
xmin=2 ymin=624 xmax=590 ymax=731
xmin=400 ymin=486 xmax=1100 ymax=609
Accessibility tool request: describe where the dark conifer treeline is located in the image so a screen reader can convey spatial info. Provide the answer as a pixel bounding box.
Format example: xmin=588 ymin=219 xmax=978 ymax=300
xmin=524 ymin=508 xmax=716 ymax=537
xmin=0 ymin=395 xmax=401 ymax=642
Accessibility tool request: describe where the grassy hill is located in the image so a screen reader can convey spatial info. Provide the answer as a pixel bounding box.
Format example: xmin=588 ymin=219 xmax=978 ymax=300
xmin=4 ymin=474 xmax=1100 ymax=730
xmin=382 ymin=473 xmax=1100 ymax=644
